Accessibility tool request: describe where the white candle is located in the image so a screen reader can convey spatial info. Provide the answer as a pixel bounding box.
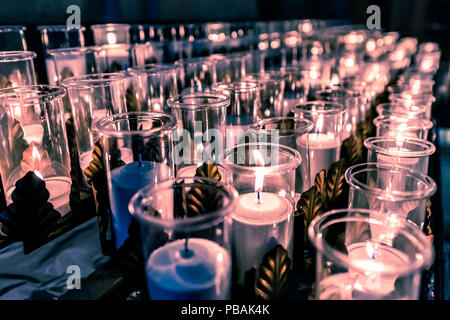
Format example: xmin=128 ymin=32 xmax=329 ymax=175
xmin=22 ymin=124 xmax=44 ymax=145
xmin=318 ymin=242 xmax=409 ymax=300
xmin=146 ymin=238 xmax=231 ymax=300
xmin=232 ymin=192 xmax=294 ymax=285
xmin=296 ymin=133 xmax=340 ymax=183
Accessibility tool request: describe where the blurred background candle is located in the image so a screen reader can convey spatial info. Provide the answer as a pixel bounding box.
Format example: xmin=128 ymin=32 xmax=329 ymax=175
xmin=224 ymin=143 xmax=300 ymax=285
xmin=0 ymin=51 xmax=36 ymax=88
xmin=0 ymin=25 xmax=28 ymax=51
xmin=96 ymin=111 xmax=175 ymax=249
xmin=129 ymin=176 xmax=235 ymax=300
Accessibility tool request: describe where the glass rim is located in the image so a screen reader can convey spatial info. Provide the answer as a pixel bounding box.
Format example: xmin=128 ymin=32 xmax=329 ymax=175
xmin=0 ymin=85 xmax=65 ymax=106
xmin=345 ymin=162 xmax=436 ymax=200
xmin=212 ymin=79 xmax=263 ymax=93
xmin=0 ymin=51 xmax=36 ymax=62
xmin=0 ymin=25 xmax=26 ymax=32
xmin=389 ymin=92 xmax=436 ymax=102
xmin=174 ymin=56 xmax=216 ymax=66
xmin=293 ymin=100 xmax=345 ymax=116
xmin=47 ymin=46 xmax=102 ymax=56
xmin=308 ymin=208 xmax=434 ymax=276
xmin=251 ymin=116 xmax=314 ymax=135
xmin=127 ymin=63 xmax=178 ymax=75
xmin=364 ymin=136 xmax=436 ymax=158
xmin=376 ymin=102 xmax=430 ymax=113
xmin=37 ymin=25 xmax=86 ymax=32
xmin=372 ymin=116 xmax=434 ymax=130
xmin=95 ymin=111 xmax=176 ymax=139
xmin=61 ymin=72 xmax=129 ymax=88
xmin=128 ymin=176 xmax=237 ymax=231
xmin=90 ymin=23 xmax=131 ymax=31
xmin=223 ymin=142 xmax=302 ymax=173
xmin=167 ymin=91 xmax=230 ymax=110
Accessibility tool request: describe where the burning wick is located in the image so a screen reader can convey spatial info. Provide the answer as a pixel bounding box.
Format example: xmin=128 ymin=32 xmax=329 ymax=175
xmin=257 ymin=191 xmax=261 ymax=204
xmin=366 ymin=241 xmax=378 ymax=260
xmin=138 ymin=154 xmax=143 ymax=167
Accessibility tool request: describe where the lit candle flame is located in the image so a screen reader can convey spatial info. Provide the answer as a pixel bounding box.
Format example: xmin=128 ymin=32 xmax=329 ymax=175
xmin=366 ymin=241 xmax=378 ymax=260
xmin=252 ymin=150 xmax=266 ymax=204
xmin=107 ymin=32 xmax=117 ymax=44
xmin=316 ymin=113 xmax=324 ymax=134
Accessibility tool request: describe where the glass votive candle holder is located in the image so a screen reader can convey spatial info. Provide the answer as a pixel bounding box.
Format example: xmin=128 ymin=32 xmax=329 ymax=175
xmin=168 ymin=92 xmax=229 ymax=169
xmin=0 ymin=85 xmax=72 ymax=215
xmin=308 ymin=208 xmax=434 ymax=300
xmin=373 ymin=116 xmax=433 ymax=140
xmin=0 ymin=51 xmax=36 ymax=88
xmin=364 ymin=136 xmax=435 ymax=175
xmin=62 ymin=72 xmax=129 ymax=175
xmin=213 ymin=52 xmax=252 ymax=82
xmin=174 ymin=56 xmax=216 ymax=94
xmin=223 ymin=142 xmax=301 ymax=285
xmin=245 ymin=73 xmax=284 ymax=119
xmin=37 ymin=25 xmax=86 ymax=85
xmin=0 ymin=26 xmax=27 ymax=51
xmin=389 ymin=92 xmax=436 ymax=109
xmin=345 ymin=162 xmax=436 ymax=229
xmin=91 ymin=23 xmax=131 ymax=45
xmin=128 ymin=64 xmax=178 ymax=113
xmin=95 ymin=43 xmax=133 ymax=72
xmin=131 ymin=42 xmax=165 ymax=66
xmin=375 ymin=102 xmax=431 ymax=120
xmin=212 ymin=80 xmax=262 ymax=148
xmin=96 ymin=111 xmax=176 ymax=249
xmin=293 ymin=101 xmax=344 ymax=183
xmin=129 ymin=176 xmax=235 ymax=300
xmin=250 ymin=117 xmax=313 ymax=193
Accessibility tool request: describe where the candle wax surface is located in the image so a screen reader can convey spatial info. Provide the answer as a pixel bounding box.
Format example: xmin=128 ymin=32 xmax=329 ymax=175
xmin=146 ymin=238 xmax=231 ymax=300
xmin=111 ymin=161 xmax=170 ymax=249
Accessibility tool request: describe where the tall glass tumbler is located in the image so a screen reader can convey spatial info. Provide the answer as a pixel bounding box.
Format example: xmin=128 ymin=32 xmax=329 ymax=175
xmin=128 ymin=64 xmax=178 ymax=113
xmin=345 ymin=162 xmax=437 ymax=229
xmin=223 ymin=142 xmax=300 ymax=285
xmin=0 ymin=51 xmax=36 ymax=88
xmin=0 ymin=26 xmax=27 ymax=51
xmin=0 ymin=85 xmax=72 ymax=215
xmin=308 ymin=209 xmax=434 ymax=300
xmin=293 ymin=101 xmax=344 ymax=185
xmin=373 ymin=116 xmax=433 ymax=140
xmin=37 ymin=25 xmax=86 ymax=85
xmin=62 ymin=73 xmax=129 ymax=175
xmin=250 ymin=117 xmax=313 ymax=193
xmin=375 ymin=102 xmax=430 ymax=120
xmin=96 ymin=111 xmax=176 ymax=249
xmin=129 ymin=176 xmax=235 ymax=300
xmin=175 ymin=56 xmax=216 ymax=94
xmin=91 ymin=23 xmax=131 ymax=45
xmin=168 ymin=92 xmax=229 ymax=171
xmin=212 ymin=80 xmax=262 ymax=149
xmin=364 ymin=137 xmax=435 ymax=175
xmin=95 ymin=44 xmax=133 ymax=73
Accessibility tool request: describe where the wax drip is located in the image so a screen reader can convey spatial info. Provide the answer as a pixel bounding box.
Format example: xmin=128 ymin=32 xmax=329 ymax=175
xmin=138 ymin=154 xmax=143 ymax=167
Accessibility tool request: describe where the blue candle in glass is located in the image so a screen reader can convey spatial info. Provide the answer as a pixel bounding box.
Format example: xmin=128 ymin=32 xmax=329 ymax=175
xmin=110 ymin=155 xmax=168 ymax=249
xmin=146 ymin=238 xmax=231 ymax=300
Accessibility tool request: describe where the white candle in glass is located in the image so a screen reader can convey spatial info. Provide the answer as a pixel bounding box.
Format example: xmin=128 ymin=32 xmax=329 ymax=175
xmin=231 ymin=171 xmax=294 ymax=285
xmin=22 ymin=123 xmax=44 ymax=145
xmin=296 ymin=133 xmax=340 ymax=180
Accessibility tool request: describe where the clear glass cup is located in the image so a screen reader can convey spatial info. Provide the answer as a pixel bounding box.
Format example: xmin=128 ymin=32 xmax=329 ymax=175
xmin=168 ymin=92 xmax=229 ymax=170
xmin=345 ymin=162 xmax=437 ymax=229
xmin=212 ymin=80 xmax=262 ymax=149
xmin=293 ymin=101 xmax=344 ymax=184
xmin=131 ymin=42 xmax=165 ymax=66
xmin=0 ymin=51 xmax=36 ymax=88
xmin=94 ymin=43 xmax=133 ymax=73
xmin=375 ymin=102 xmax=430 ymax=120
xmin=245 ymin=73 xmax=284 ymax=119
xmin=373 ymin=116 xmax=433 ymax=140
xmin=91 ymin=23 xmax=131 ymax=45
xmin=127 ymin=64 xmax=178 ymax=113
xmin=389 ymin=92 xmax=436 ymax=109
xmin=96 ymin=111 xmax=176 ymax=250
xmin=62 ymin=73 xmax=129 ymax=176
xmin=364 ymin=136 xmax=435 ymax=175
xmin=250 ymin=117 xmax=313 ymax=193
xmin=37 ymin=25 xmax=86 ymax=85
xmin=308 ymin=208 xmax=434 ymax=300
xmin=0 ymin=85 xmax=72 ymax=215
xmin=175 ymin=56 xmax=217 ymax=94
xmin=213 ymin=52 xmax=252 ymax=82
xmin=129 ymin=176 xmax=235 ymax=300
xmin=223 ymin=142 xmax=301 ymax=285
xmin=0 ymin=26 xmax=27 ymax=51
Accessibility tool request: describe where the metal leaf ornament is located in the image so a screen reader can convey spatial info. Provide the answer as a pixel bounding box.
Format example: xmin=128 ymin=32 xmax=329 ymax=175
xmin=255 ymin=245 xmax=292 ymax=300
xmin=83 ymin=139 xmax=104 ymax=185
xmin=194 ymin=161 xmax=222 ymax=181
xmin=340 ymin=135 xmax=363 ymax=167
xmin=314 ymin=169 xmax=327 ymax=203
xmin=60 ymin=67 xmax=74 ymax=81
xmin=326 ymin=159 xmax=347 ymax=203
xmin=296 ymin=186 xmax=326 ymax=241
xmin=126 ymin=85 xmax=138 ymax=112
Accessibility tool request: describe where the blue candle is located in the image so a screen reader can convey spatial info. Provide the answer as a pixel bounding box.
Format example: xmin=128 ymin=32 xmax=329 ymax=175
xmin=110 ymin=159 xmax=170 ymax=249
xmin=146 ymin=238 xmax=231 ymax=300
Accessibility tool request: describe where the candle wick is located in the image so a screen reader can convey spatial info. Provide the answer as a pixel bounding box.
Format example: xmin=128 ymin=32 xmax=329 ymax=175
xmin=184 ymin=237 xmax=189 ymax=253
xmin=257 ymin=191 xmax=261 ymax=204
xmin=138 ymin=154 xmax=143 ymax=167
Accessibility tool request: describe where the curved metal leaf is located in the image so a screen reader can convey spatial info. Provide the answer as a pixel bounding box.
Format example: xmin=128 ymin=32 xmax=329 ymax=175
xmin=194 ymin=161 xmax=221 ymax=181
xmin=255 ymin=245 xmax=292 ymax=300
xmin=326 ymin=159 xmax=346 ymax=203
xmin=314 ymin=169 xmax=327 ymax=203
xmin=84 ymin=138 xmax=104 ymax=185
xmin=126 ymin=85 xmax=138 ymax=112
xmin=340 ymin=135 xmax=362 ymax=166
xmin=296 ymin=186 xmax=325 ymax=240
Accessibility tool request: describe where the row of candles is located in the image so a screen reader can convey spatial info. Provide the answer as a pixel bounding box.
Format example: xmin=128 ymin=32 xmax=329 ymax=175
xmin=0 ymin=20 xmax=441 ymax=300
